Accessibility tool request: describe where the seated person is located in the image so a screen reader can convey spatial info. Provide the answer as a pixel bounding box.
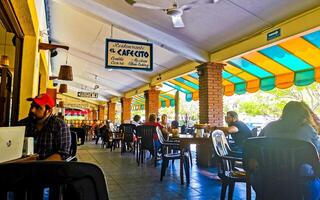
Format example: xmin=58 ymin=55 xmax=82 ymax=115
xmin=259 ymin=101 xmax=320 ymax=200
xmin=144 ymin=113 xmax=163 ymax=152
xmin=171 ymin=120 xmax=179 ymax=138
xmin=132 ymin=115 xmax=141 ymax=126
xmin=160 ymin=114 xmax=171 ymax=140
xmin=213 ymin=111 xmax=252 ymax=152
xmin=18 ymin=93 xmax=71 ymax=160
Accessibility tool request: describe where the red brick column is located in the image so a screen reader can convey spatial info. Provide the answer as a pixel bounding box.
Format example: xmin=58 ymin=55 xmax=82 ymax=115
xmin=197 ymin=62 xmax=224 ymax=126
xmin=92 ymin=109 xmax=97 ymax=120
xmin=46 ymin=88 xmax=57 ymax=106
xmin=98 ymin=105 xmax=105 ymax=121
xmin=144 ymin=86 xmax=160 ymax=120
xmin=87 ymin=110 xmax=93 ymax=120
xmin=107 ymin=102 xmax=116 ymax=123
xmin=121 ymin=97 xmax=132 ymax=123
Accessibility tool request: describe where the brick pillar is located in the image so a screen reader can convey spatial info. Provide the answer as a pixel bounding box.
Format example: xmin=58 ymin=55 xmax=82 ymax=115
xmin=87 ymin=110 xmax=93 ymax=120
xmin=121 ymin=97 xmax=132 ymax=123
xmin=92 ymin=110 xmax=97 ymax=120
xmin=144 ymin=86 xmax=160 ymax=120
xmin=57 ymin=101 xmax=64 ymax=120
xmin=107 ymin=102 xmax=116 ymax=123
xmin=46 ymin=88 xmax=57 ymax=107
xmin=197 ymin=62 xmax=224 ymax=126
xmin=98 ymin=105 xmax=105 ymax=121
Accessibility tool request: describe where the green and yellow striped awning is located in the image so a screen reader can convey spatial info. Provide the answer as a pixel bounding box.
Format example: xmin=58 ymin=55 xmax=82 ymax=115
xmin=164 ymin=29 xmax=320 ymax=99
xmin=131 ymin=92 xmax=176 ymax=111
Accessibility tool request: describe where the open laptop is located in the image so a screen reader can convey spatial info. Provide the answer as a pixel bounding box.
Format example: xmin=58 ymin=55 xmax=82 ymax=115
xmin=0 ymin=126 xmax=25 ymax=163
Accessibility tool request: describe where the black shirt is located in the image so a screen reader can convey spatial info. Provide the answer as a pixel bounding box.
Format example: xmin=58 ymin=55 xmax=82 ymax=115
xmin=229 ymin=121 xmax=252 ymax=147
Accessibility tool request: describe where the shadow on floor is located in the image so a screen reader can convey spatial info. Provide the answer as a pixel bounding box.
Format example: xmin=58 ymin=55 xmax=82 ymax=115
xmin=77 ymin=142 xmax=255 ymax=200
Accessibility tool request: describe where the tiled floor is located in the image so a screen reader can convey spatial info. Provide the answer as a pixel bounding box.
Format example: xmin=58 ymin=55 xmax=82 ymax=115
xmin=77 ymin=143 xmax=254 ymax=200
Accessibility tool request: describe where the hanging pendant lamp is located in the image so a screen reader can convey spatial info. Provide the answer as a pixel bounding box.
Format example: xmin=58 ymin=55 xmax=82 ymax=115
xmin=58 ymin=65 xmax=73 ymax=81
xmin=0 ymin=32 xmax=9 ymax=67
xmin=59 ymin=84 xmax=68 ymax=93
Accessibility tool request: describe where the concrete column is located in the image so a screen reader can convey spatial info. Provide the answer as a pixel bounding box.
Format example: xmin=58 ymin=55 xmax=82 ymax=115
xmin=121 ymin=97 xmax=132 ymax=123
xmin=98 ymin=105 xmax=105 ymax=121
xmin=175 ymin=91 xmax=180 ymax=121
xmin=197 ymin=62 xmax=224 ymax=126
xmin=107 ymin=102 xmax=116 ymax=123
xmin=144 ymin=86 xmax=160 ymax=120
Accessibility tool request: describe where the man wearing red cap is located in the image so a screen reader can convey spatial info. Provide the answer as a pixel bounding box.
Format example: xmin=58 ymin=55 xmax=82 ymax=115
xmin=18 ymin=93 xmax=71 ymax=160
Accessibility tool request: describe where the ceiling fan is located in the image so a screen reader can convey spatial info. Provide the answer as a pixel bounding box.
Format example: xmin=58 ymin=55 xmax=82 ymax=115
xmin=125 ymin=0 xmax=219 ymax=28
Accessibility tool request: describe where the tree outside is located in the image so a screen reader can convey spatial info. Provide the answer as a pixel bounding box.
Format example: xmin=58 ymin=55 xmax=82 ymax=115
xmin=130 ymin=82 xmax=320 ymax=127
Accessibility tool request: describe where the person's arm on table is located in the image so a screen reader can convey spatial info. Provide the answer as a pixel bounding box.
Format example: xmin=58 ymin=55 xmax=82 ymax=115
xmin=45 ymin=153 xmax=62 ymax=161
xmin=208 ymin=125 xmax=238 ymax=134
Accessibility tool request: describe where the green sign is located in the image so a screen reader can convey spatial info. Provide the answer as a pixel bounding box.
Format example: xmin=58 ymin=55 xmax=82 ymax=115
xmin=267 ymin=29 xmax=281 ymax=41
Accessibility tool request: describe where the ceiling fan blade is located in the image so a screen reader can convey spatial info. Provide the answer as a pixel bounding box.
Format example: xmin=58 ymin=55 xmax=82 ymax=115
xmin=171 ymin=15 xmax=184 ymax=28
xmin=180 ymin=4 xmax=193 ymax=11
xmin=198 ymin=0 xmax=220 ymax=4
xmin=134 ymin=2 xmax=165 ymax=9
xmin=125 ymin=0 xmax=164 ymax=10
xmin=207 ymin=0 xmax=220 ymax=3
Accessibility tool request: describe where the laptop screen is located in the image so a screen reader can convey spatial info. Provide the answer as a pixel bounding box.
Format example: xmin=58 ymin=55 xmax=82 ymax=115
xmin=0 ymin=126 xmax=25 ymax=163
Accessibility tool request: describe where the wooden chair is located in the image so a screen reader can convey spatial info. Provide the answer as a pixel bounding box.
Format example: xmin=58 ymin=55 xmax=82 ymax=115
xmin=211 ymin=130 xmax=245 ymax=200
xmin=243 ymin=137 xmax=320 ymax=200
xmin=0 ymin=161 xmax=109 ymax=200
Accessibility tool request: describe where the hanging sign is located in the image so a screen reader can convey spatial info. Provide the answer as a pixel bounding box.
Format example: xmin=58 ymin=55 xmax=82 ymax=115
xmin=77 ymin=92 xmax=98 ymax=98
xmin=267 ymin=28 xmax=281 ymax=41
xmin=105 ymin=38 xmax=153 ymax=71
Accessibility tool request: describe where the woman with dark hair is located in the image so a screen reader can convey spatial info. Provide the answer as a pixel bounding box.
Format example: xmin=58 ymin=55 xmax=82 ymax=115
xmin=300 ymin=101 xmax=320 ymax=134
xmin=260 ymin=101 xmax=320 ymax=151
xmin=259 ymin=101 xmax=320 ymax=200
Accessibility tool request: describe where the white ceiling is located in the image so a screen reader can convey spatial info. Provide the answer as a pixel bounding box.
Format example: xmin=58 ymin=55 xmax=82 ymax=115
xmin=48 ymin=0 xmax=320 ymax=101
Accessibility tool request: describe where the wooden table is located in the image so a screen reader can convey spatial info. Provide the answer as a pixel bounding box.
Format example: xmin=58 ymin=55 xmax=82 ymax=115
xmin=179 ymin=135 xmax=212 ymax=184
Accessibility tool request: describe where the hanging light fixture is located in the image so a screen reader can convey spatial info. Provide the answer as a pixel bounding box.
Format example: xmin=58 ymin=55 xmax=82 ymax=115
xmin=58 ymin=65 xmax=73 ymax=81
xmin=38 ymin=42 xmax=73 ymax=81
xmin=0 ymin=31 xmax=9 ymax=67
xmin=59 ymin=83 xmax=68 ymax=93
xmin=58 ymin=51 xmax=73 ymax=81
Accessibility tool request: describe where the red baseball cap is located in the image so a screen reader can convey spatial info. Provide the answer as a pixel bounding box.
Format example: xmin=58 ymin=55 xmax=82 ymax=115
xmin=27 ymin=93 xmax=55 ymax=108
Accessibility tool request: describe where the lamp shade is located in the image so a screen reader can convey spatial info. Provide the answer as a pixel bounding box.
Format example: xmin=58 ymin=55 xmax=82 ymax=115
xmin=59 ymin=84 xmax=68 ymax=93
xmin=58 ymin=65 xmax=73 ymax=81
xmin=0 ymin=55 xmax=9 ymax=67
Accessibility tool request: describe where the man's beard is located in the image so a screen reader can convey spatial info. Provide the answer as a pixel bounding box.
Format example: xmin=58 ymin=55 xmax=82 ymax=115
xmin=28 ymin=113 xmax=46 ymax=123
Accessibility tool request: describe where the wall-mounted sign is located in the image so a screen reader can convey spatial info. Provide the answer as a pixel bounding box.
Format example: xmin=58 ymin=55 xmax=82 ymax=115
xmin=267 ymin=28 xmax=281 ymax=41
xmin=77 ymin=92 xmax=98 ymax=98
xmin=105 ymin=38 xmax=153 ymax=71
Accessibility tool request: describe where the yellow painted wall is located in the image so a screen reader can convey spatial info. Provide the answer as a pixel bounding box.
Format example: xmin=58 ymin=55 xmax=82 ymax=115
xmin=13 ymin=0 xmax=48 ymax=120
xmin=19 ymin=35 xmax=39 ymax=119
xmin=39 ymin=51 xmax=49 ymax=94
